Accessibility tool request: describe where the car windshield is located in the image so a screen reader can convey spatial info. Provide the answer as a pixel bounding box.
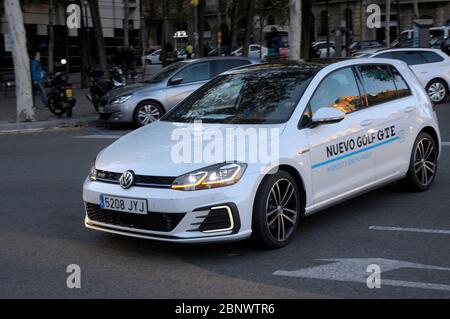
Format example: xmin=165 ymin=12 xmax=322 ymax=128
xmin=162 ymin=68 xmax=318 ymax=124
xmin=145 ymin=62 xmax=185 ymax=83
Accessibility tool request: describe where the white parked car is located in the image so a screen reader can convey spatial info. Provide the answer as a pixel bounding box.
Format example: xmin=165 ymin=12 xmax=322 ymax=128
xmin=231 ymin=44 xmax=268 ymax=60
xmin=84 ymin=59 xmax=441 ymax=248
xmin=368 ymin=48 xmax=450 ymax=103
xmin=145 ymin=49 xmax=162 ymax=64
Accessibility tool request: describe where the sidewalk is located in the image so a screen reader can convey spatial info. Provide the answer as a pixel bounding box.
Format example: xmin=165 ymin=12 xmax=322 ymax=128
xmin=0 ymin=65 xmax=162 ymax=133
xmin=0 ymin=73 xmax=97 ymax=133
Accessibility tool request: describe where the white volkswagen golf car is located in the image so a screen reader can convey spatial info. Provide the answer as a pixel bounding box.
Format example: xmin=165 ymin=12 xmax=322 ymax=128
xmin=83 ymin=59 xmax=441 ymax=249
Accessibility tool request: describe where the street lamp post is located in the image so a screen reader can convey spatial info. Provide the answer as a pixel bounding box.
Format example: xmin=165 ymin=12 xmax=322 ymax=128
xmin=326 ymin=0 xmax=330 ymax=58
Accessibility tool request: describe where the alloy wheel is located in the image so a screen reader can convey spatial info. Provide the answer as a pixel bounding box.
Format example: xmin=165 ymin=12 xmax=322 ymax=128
xmin=414 ymin=138 xmax=437 ymax=187
xmin=265 ymin=178 xmax=299 ymax=242
xmin=427 ymin=82 xmax=446 ymax=103
xmin=137 ymin=104 xmax=161 ymax=125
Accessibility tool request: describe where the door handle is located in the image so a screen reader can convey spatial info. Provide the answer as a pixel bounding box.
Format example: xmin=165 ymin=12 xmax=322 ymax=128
xmin=404 ymin=106 xmax=415 ymax=113
xmin=360 ymin=119 xmax=373 ymax=127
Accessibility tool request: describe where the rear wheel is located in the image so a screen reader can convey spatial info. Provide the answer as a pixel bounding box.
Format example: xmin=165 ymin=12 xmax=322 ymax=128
xmin=404 ymin=132 xmax=438 ymax=191
xmin=252 ymin=171 xmax=301 ymax=249
xmin=133 ymin=101 xmax=164 ymax=127
xmin=47 ymin=94 xmax=65 ymax=117
xmin=426 ymin=79 xmax=447 ymax=104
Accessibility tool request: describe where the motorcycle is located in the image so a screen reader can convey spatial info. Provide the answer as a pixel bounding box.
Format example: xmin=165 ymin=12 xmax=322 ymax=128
xmin=86 ymin=65 xmax=126 ymax=111
xmin=46 ymin=59 xmax=77 ymax=117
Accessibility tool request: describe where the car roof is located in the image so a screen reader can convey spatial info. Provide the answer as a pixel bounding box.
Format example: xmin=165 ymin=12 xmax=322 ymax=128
xmin=222 ymin=61 xmax=324 ymax=75
xmin=179 ymin=56 xmax=256 ymax=64
xmin=370 ymin=47 xmax=445 ymax=55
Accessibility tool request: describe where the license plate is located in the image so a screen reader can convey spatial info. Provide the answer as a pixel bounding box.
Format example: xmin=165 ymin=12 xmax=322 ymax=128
xmin=100 ymin=194 xmax=147 ymax=215
xmin=66 ymin=89 xmax=73 ymax=97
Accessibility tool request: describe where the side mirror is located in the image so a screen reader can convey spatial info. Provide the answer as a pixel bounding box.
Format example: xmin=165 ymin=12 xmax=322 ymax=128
xmin=311 ymin=107 xmax=346 ymax=125
xmin=170 ymin=77 xmax=183 ymax=85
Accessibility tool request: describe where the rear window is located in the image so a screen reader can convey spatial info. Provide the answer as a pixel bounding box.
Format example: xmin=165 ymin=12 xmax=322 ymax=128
xmin=389 ymin=66 xmax=411 ymax=98
xmin=357 ymin=65 xmax=398 ymax=105
xmin=211 ymin=59 xmax=250 ymax=77
xmin=420 ymin=51 xmax=444 ymax=63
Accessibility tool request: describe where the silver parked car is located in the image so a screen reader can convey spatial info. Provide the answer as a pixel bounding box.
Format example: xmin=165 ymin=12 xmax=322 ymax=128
xmin=98 ymin=57 xmax=257 ymax=126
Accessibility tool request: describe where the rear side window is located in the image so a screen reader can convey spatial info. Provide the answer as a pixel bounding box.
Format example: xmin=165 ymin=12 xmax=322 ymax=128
xmin=389 ymin=51 xmax=426 ymax=65
xmin=173 ymin=62 xmax=210 ymax=84
xmin=211 ymin=59 xmax=250 ymax=77
xmin=420 ymin=51 xmax=444 ymax=63
xmin=357 ymin=65 xmax=398 ymax=105
xmin=389 ymin=66 xmax=411 ymax=98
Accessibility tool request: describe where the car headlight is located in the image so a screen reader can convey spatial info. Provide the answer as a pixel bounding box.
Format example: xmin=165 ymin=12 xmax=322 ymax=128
xmin=111 ymin=94 xmax=132 ymax=105
xmin=171 ymin=162 xmax=247 ymax=191
xmin=89 ymin=165 xmax=97 ymax=181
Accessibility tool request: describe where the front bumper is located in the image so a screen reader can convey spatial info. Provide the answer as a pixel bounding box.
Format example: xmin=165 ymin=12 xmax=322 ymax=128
xmin=83 ymin=175 xmax=259 ymax=243
xmin=98 ymin=101 xmax=134 ymax=123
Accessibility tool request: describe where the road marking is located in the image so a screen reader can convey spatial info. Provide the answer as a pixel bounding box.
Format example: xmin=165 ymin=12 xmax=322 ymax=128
xmin=274 ymin=258 xmax=450 ymax=292
xmin=75 ymin=135 xmax=122 ymax=139
xmin=443 ymin=141 xmax=450 ymax=146
xmin=369 ymin=226 xmax=450 ymax=235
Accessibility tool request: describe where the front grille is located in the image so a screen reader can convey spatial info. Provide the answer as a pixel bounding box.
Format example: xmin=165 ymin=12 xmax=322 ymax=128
xmin=99 ymin=112 xmax=114 ymax=120
xmin=85 ymin=203 xmax=185 ymax=232
xmin=96 ymin=170 xmax=176 ymax=188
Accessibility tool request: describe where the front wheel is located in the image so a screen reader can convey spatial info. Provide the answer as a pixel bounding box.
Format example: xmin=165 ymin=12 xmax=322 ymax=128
xmin=404 ymin=132 xmax=438 ymax=191
xmin=252 ymin=171 xmax=301 ymax=249
xmin=133 ymin=101 xmax=164 ymax=127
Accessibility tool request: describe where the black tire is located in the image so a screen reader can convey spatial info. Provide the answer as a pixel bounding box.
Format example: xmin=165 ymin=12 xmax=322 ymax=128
xmin=252 ymin=170 xmax=301 ymax=249
xmin=426 ymin=79 xmax=448 ymax=104
xmin=404 ymin=132 xmax=438 ymax=192
xmin=66 ymin=106 xmax=73 ymax=118
xmin=133 ymin=100 xmax=164 ymax=127
xmin=47 ymin=94 xmax=64 ymax=117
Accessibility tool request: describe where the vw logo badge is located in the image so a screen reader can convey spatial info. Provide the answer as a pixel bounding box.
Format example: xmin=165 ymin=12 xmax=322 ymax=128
xmin=119 ymin=170 xmax=135 ymax=189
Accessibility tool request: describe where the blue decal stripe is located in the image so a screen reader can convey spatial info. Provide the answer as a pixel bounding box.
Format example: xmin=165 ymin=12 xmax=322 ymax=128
xmin=311 ymin=136 xmax=400 ymax=169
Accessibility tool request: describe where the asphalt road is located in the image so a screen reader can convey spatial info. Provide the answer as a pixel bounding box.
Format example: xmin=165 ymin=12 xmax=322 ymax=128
xmin=1 ymin=103 xmax=450 ymax=299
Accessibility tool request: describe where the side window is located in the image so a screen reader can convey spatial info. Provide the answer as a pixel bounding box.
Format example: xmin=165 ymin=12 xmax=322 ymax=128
xmin=420 ymin=51 xmax=444 ymax=63
xmin=357 ymin=64 xmax=398 ymax=105
xmin=172 ymin=62 xmax=210 ymax=84
xmin=376 ymin=52 xmax=394 ymax=59
xmin=390 ymin=51 xmax=425 ymax=65
xmin=211 ymin=59 xmax=250 ymax=77
xmin=309 ymin=67 xmax=363 ymax=115
xmin=389 ymin=66 xmax=411 ymax=98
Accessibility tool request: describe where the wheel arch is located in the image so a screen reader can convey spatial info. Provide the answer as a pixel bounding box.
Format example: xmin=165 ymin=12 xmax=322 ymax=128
xmin=419 ymin=126 xmax=441 ymax=156
xmin=133 ymin=98 xmax=166 ymax=115
xmin=426 ymin=77 xmax=449 ymax=92
xmin=277 ymin=164 xmax=307 ymax=214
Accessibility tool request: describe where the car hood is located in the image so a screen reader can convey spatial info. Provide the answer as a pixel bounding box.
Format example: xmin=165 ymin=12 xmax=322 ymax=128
xmin=96 ymin=120 xmax=286 ymax=177
xmin=104 ymin=82 xmax=165 ymax=101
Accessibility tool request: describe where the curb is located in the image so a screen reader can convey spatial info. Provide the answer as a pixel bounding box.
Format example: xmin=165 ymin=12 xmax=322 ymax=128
xmin=0 ymin=116 xmax=99 ymax=134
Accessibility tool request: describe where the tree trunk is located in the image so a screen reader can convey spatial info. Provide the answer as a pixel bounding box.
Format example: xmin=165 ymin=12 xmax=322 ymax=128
xmin=88 ymin=0 xmax=109 ymax=77
xmin=385 ymin=0 xmax=391 ymax=47
xmin=48 ymin=0 xmax=55 ymax=73
xmin=228 ymin=1 xmax=237 ymax=49
xmin=243 ymin=0 xmax=255 ymax=57
xmin=124 ymin=0 xmax=129 ymax=47
xmin=289 ymin=0 xmax=301 ymax=61
xmin=76 ymin=0 xmax=89 ymax=88
xmin=198 ymin=0 xmax=205 ymax=57
xmin=301 ymin=0 xmax=311 ymax=59
xmin=4 ymin=0 xmax=35 ymax=122
xmin=413 ymin=0 xmax=420 ymax=19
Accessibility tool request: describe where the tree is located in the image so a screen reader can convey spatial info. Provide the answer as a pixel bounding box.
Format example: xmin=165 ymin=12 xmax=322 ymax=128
xmin=243 ymin=0 xmax=255 ymax=56
xmin=124 ymin=0 xmax=130 ymax=47
xmin=413 ymin=0 xmax=419 ymax=18
xmin=385 ymin=0 xmax=391 ymax=47
xmin=88 ymin=0 xmax=109 ymax=77
xmin=3 ymin=0 xmax=35 ymax=121
xmin=289 ymin=0 xmax=301 ymax=61
xmin=48 ymin=0 xmax=55 ymax=73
